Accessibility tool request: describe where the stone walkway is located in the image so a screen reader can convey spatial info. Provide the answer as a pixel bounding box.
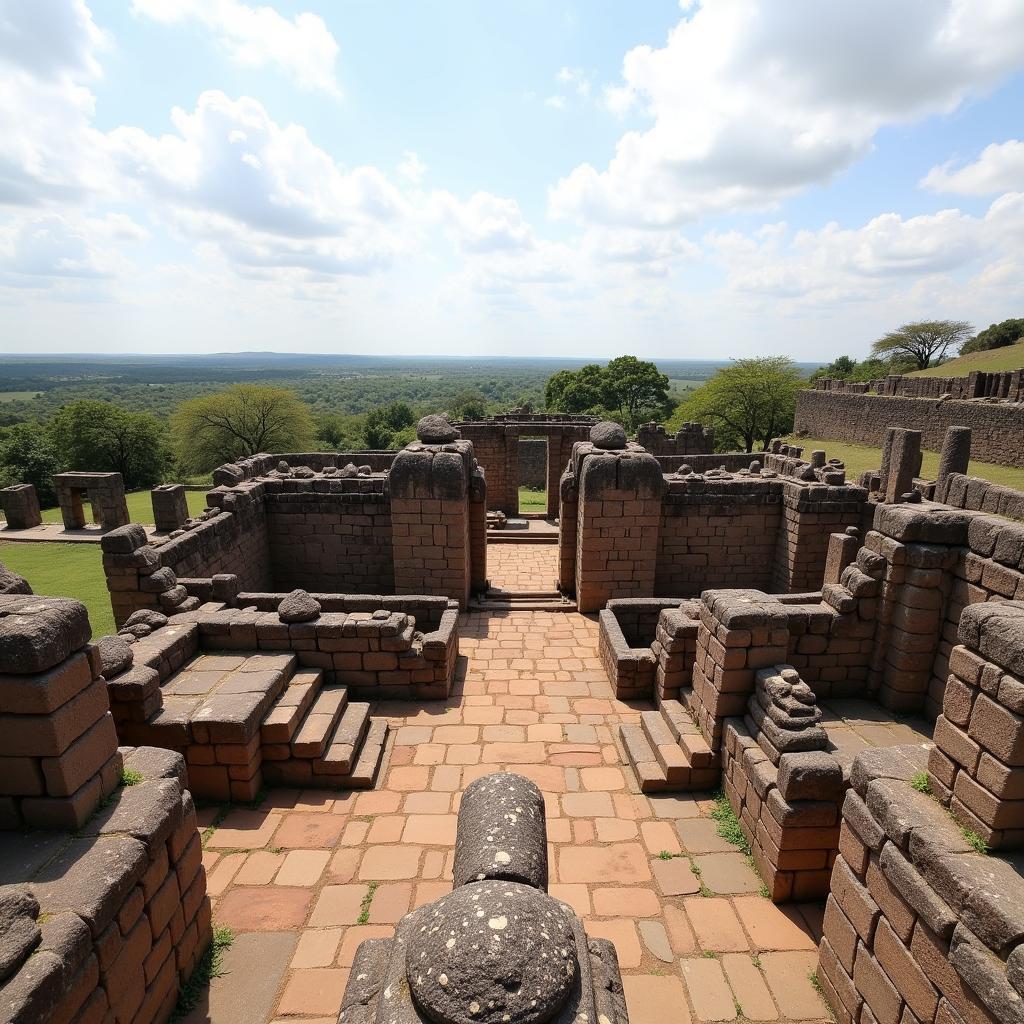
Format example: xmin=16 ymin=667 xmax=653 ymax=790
xmin=0 ymin=522 xmax=159 ymax=543
xmin=487 ymin=542 xmax=560 ymax=591
xmin=193 ymin=610 xmax=830 ymax=1024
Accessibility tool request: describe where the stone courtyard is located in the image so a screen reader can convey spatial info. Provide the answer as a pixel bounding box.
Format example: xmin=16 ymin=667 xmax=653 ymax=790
xmin=195 ymin=609 xmax=831 ymax=1024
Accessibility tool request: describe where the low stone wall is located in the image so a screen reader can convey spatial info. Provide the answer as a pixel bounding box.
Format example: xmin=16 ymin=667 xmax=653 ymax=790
xmin=517 ymin=437 xmax=547 ymax=489
xmin=795 ymin=389 xmax=1024 ymax=467
xmin=636 ymin=421 xmax=714 ymax=456
xmin=817 ymin=744 xmax=1024 ymax=1024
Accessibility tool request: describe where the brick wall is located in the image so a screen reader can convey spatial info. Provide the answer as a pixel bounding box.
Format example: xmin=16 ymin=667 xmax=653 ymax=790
xmin=795 ymin=390 xmax=1024 ymax=467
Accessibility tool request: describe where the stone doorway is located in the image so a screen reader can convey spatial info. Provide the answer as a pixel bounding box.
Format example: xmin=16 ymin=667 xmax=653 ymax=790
xmin=518 ymin=436 xmax=548 ymax=515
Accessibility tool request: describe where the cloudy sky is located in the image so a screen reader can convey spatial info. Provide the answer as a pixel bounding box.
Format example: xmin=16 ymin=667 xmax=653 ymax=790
xmin=2 ymin=0 xmax=1023 ymax=360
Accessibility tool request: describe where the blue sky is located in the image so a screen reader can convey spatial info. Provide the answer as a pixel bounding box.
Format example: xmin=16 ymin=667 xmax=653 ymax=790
xmin=2 ymin=0 xmax=1023 ymax=361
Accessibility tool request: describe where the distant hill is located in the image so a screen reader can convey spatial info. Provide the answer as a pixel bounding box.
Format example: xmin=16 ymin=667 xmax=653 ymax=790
xmin=911 ymin=339 xmax=1024 ymax=377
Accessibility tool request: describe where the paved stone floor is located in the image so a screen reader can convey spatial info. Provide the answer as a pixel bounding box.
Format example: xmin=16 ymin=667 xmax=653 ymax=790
xmin=192 ymin=609 xmax=831 ymax=1024
xmin=486 ymin=542 xmax=560 ymax=591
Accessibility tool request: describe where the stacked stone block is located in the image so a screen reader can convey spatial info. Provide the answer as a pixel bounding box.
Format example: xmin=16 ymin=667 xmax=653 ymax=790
xmin=53 ymin=471 xmax=130 ymax=530
xmin=572 ymin=424 xmax=664 ymax=613
xmin=150 ymin=483 xmax=189 ymax=532
xmin=653 ymin=603 xmax=700 ymax=702
xmin=818 ymin=744 xmax=1024 ymax=1024
xmin=102 ymin=524 xmax=201 ymax=628
xmin=0 ymin=595 xmax=121 ymax=830
xmin=0 ymin=482 xmax=42 ymax=529
xmin=723 ymin=665 xmax=844 ymax=901
xmin=928 ymin=601 xmax=1024 ymax=849
xmin=0 ymin=593 xmax=211 ymax=1024
xmin=390 ymin=418 xmax=485 ymax=609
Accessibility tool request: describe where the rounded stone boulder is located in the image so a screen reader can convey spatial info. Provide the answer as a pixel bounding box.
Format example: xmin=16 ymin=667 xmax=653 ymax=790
xmin=95 ymin=633 xmax=134 ymax=678
xmin=453 ymin=772 xmax=547 ymax=890
xmin=589 ymin=421 xmax=627 ymax=450
xmin=278 ymin=589 xmax=321 ymax=624
xmin=417 ymin=414 xmax=459 ymax=445
xmin=407 ymin=880 xmax=578 ymax=1024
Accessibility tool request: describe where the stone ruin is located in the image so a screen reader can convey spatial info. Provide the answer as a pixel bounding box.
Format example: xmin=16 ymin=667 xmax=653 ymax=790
xmin=0 ymin=593 xmax=210 ymax=1023
xmin=338 ymin=771 xmax=628 ymax=1024
xmin=53 ymin=471 xmax=130 ymax=531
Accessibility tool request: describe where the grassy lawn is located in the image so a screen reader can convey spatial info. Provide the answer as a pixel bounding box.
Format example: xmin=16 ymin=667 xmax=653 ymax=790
xmin=518 ymin=486 xmax=547 ymax=512
xmin=784 ymin=435 xmax=1024 ymax=491
xmin=0 ymin=542 xmax=114 ymax=637
xmin=909 ymin=339 xmax=1024 ymax=377
xmin=22 ymin=488 xmax=211 ymax=526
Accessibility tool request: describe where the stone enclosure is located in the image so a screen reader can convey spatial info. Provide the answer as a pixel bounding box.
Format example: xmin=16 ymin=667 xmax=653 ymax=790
xmin=5 ymin=413 xmax=1024 ymax=1024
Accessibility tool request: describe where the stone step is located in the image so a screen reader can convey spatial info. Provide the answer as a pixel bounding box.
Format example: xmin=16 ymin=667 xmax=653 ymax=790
xmin=486 ymin=589 xmax=563 ymax=600
xmin=659 ymin=699 xmax=715 ymax=767
xmin=259 ymin=668 xmax=324 ymax=744
xmin=312 ymin=703 xmax=372 ymax=776
xmin=640 ymin=710 xmax=691 ymax=784
xmin=619 ymin=723 xmax=672 ymax=793
xmin=291 ymin=685 xmax=349 ymax=758
xmin=346 ymin=719 xmax=389 ymax=788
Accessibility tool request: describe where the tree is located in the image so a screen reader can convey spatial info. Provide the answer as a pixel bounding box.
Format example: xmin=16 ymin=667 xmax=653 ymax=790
xmin=449 ymin=390 xmax=489 ymax=421
xmin=601 ymin=356 xmax=672 ymax=425
xmin=870 ymin=320 xmax=973 ymax=370
xmin=959 ymin=318 xmax=1024 ymax=355
xmin=545 ymin=365 xmax=606 ymax=414
xmin=171 ymin=385 xmax=316 ymax=473
xmin=49 ymin=400 xmax=169 ymax=489
xmin=677 ymin=357 xmax=803 ymax=453
xmin=0 ymin=423 xmax=60 ymax=505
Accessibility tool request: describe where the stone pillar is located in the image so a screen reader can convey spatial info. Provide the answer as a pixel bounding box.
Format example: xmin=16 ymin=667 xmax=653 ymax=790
xmin=53 ymin=472 xmax=130 ymax=530
xmin=935 ymin=426 xmax=972 ymax=503
xmin=878 ymin=427 xmax=897 ymax=496
xmin=557 ymin=470 xmax=578 ymax=594
xmin=928 ymin=601 xmax=1024 ymax=850
xmin=469 ymin=466 xmax=487 ymax=594
xmin=0 ymin=483 xmax=42 ymax=529
xmin=574 ymin=422 xmax=664 ymax=613
xmin=0 ymin=594 xmax=121 ymax=830
xmin=822 ymin=527 xmax=861 ymax=586
xmin=390 ymin=416 xmax=478 ymax=609
xmin=151 ymin=483 xmax=189 ymax=532
xmin=883 ymin=428 xmax=922 ymax=503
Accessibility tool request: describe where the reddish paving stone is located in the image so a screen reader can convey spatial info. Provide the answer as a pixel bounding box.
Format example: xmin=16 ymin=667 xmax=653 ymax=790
xmin=206 ymin=809 xmax=282 ymax=850
xmin=733 ymin=896 xmax=817 ymax=951
xmin=401 ymin=814 xmax=458 ymax=846
xmin=216 ymin=887 xmax=312 ymax=931
xmin=337 ymin=926 xmax=395 ymax=967
xmin=276 ymin=849 xmax=331 ymax=887
xmin=358 ymin=845 xmax=422 ymax=879
xmin=276 ymin=968 xmax=349 ymax=1016
xmin=368 ymin=883 xmax=412 ymax=924
xmin=273 ymin=813 xmax=346 ymax=849
xmin=681 ymin=956 xmax=737 ymax=1021
xmin=591 ymin=887 xmax=661 ymax=918
xmin=309 ymin=885 xmax=368 ymax=927
xmin=585 ymin=918 xmax=642 ymax=968
xmin=759 ymin=951 xmax=828 ymax=1020
xmin=693 ymin=852 xmax=763 ymax=894
xmin=685 ymin=897 xmax=749 ymax=952
xmin=652 ymin=857 xmax=701 ymax=897
xmin=722 ymin=954 xmax=778 ymax=1021
xmin=291 ymin=928 xmax=343 ymax=969
xmin=558 ymin=843 xmax=651 ymax=884
xmin=623 ymin=975 xmax=691 ymax=1024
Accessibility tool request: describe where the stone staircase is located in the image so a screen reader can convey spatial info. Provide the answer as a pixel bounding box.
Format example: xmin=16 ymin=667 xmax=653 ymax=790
xmin=113 ymin=650 xmax=388 ymax=799
xmin=469 ymin=587 xmax=577 ymax=613
xmin=619 ymin=698 xmax=720 ymax=792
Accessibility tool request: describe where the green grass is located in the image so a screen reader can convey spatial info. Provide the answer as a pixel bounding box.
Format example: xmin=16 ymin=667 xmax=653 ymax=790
xmin=29 ymin=488 xmax=211 ymax=526
xmin=0 ymin=542 xmax=115 ymax=636
xmin=120 ymin=768 xmax=144 ymax=787
xmin=784 ymin=435 xmax=1024 ymax=492
xmin=910 ymin=339 xmax=1024 ymax=377
xmin=710 ymin=790 xmax=751 ymax=856
xmin=910 ymin=771 xmax=932 ymax=794
xmin=518 ymin=486 xmax=547 ymax=512
xmin=0 ymin=390 xmax=42 ymax=402
xmin=171 ymin=924 xmax=234 ymax=1022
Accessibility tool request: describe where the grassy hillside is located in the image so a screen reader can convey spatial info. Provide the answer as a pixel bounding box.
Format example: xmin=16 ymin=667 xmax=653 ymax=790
xmin=910 ymin=339 xmax=1024 ymax=377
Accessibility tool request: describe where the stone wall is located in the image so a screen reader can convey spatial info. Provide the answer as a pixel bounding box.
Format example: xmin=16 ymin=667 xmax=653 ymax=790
xmin=818 ymin=744 xmax=1024 ymax=1024
xmin=517 ymin=437 xmax=547 ymax=490
xmin=795 ymin=390 xmax=1024 ymax=467
xmin=636 ymin=421 xmax=715 ymax=457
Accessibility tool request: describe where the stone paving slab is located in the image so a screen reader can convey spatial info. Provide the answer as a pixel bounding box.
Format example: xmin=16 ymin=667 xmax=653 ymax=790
xmin=486 ymin=543 xmax=560 ymax=591
xmin=0 ymin=522 xmax=158 ymax=543
xmin=195 ymin=608 xmax=832 ymax=1024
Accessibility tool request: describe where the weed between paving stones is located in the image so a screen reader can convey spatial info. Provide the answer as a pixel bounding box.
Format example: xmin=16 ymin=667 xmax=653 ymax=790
xmin=358 ymin=881 xmax=379 ymax=924
xmin=171 ymin=925 xmax=234 ymax=1021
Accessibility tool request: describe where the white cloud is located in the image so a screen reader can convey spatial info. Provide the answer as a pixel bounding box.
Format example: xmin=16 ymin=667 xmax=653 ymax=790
xmin=107 ymin=91 xmax=409 ymax=275
xmin=0 ymin=0 xmax=111 ymax=206
xmin=398 ymin=151 xmax=427 ymax=185
xmin=922 ymin=140 xmax=1024 ymax=195
xmin=432 ymin=191 xmax=535 ymax=254
xmin=131 ymin=0 xmax=341 ymax=96
xmin=551 ymin=0 xmax=1024 ymax=227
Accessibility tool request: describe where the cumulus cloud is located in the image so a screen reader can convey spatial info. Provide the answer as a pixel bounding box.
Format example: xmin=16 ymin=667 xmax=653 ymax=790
xmin=0 ymin=0 xmax=110 ymax=206
xmin=131 ymin=0 xmax=341 ymax=96
xmin=432 ymin=191 xmax=535 ymax=253
xmin=551 ymin=0 xmax=1024 ymax=226
xmin=107 ymin=91 xmax=410 ymax=274
xmin=922 ymin=140 xmax=1024 ymax=195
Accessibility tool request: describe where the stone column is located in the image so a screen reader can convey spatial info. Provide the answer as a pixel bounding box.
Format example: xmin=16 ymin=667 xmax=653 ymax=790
xmin=0 ymin=483 xmax=42 ymax=529
xmin=574 ymin=422 xmax=664 ymax=613
xmin=935 ymin=426 xmax=972 ymax=503
xmin=0 ymin=594 xmax=121 ymax=829
xmin=151 ymin=483 xmax=190 ymax=532
xmin=390 ymin=416 xmax=478 ymax=609
xmin=929 ymin=601 xmax=1024 ymax=850
xmin=822 ymin=527 xmax=861 ymax=586
xmin=883 ymin=428 xmax=922 ymax=503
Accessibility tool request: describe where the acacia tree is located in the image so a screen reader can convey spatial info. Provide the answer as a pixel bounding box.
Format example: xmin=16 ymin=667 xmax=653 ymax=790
xmin=49 ymin=400 xmax=169 ymax=488
xmin=870 ymin=320 xmax=973 ymax=370
xmin=680 ymin=357 xmax=803 ymax=453
xmin=171 ymin=385 xmax=316 ymax=473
